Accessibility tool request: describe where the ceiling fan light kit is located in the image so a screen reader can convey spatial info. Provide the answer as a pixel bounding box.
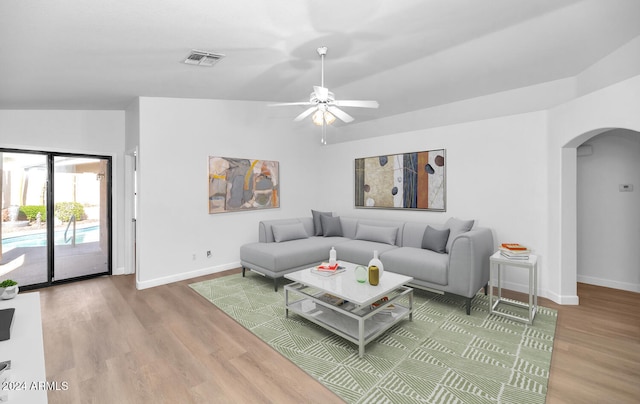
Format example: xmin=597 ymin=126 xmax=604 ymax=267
xmin=312 ymin=106 xmax=336 ymax=126
xmin=270 ymin=46 xmax=379 ymax=144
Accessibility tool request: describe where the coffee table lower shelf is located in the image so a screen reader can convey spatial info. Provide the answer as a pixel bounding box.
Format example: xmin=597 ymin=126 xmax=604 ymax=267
xmin=284 ymin=283 xmax=413 ymax=358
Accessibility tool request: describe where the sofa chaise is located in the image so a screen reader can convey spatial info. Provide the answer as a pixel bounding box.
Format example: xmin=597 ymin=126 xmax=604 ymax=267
xmin=240 ymin=213 xmax=495 ymax=314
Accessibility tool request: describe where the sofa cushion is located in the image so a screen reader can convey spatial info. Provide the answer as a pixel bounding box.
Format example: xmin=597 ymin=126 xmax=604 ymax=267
xmin=335 ymin=240 xmax=399 ymax=266
xmin=321 ymin=215 xmax=343 ymax=237
xmin=354 ymin=223 xmax=398 ymax=245
xmin=338 ymin=217 xmax=359 ymax=239
xmin=272 ymin=222 xmax=308 ymax=243
xmin=241 ymin=237 xmax=350 ymax=272
xmin=260 ymin=218 xmax=308 ymax=242
xmin=380 ymin=247 xmax=449 ymax=286
xmin=311 ymin=210 xmax=332 ymax=236
xmin=399 ymin=222 xmax=430 ymax=248
xmin=445 ymin=217 xmax=474 ymax=253
xmin=422 ymin=225 xmax=450 ymax=253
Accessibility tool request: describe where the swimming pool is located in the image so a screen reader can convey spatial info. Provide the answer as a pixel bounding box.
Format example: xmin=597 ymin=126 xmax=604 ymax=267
xmin=1 ymin=225 xmax=100 ymax=249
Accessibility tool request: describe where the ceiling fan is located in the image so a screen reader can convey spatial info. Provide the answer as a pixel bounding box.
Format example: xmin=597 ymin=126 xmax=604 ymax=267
xmin=269 ymin=46 xmax=379 ymax=144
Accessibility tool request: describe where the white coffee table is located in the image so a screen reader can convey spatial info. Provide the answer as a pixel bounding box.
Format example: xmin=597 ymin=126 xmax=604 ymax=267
xmin=284 ymin=261 xmax=413 ymax=357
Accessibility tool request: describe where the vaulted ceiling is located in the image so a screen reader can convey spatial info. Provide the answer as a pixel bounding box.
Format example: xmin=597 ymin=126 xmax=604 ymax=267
xmin=1 ymin=0 xmax=639 ymax=124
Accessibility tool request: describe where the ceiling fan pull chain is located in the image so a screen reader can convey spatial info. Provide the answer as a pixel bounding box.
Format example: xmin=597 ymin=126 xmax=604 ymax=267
xmin=321 ymin=122 xmax=327 ymax=145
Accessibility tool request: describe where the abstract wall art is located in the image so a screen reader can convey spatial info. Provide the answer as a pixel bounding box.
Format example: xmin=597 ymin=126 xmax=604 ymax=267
xmin=355 ymin=149 xmax=446 ymax=211
xmin=208 ymin=156 xmax=279 ymax=214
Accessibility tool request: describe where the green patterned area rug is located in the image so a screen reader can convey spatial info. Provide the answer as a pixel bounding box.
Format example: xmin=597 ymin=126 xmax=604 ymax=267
xmin=190 ymin=273 xmax=557 ymax=404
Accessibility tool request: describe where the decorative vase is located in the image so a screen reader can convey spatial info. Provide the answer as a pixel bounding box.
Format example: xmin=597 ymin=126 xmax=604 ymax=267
xmin=355 ymin=265 xmax=367 ymax=283
xmin=329 ymin=246 xmax=337 ymax=265
xmin=368 ymin=265 xmax=379 ymax=286
xmin=368 ymin=250 xmax=384 ymax=279
xmin=0 ymin=286 xmax=18 ymax=300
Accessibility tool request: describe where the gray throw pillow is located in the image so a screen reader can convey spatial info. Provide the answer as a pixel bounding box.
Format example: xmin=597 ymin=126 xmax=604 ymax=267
xmin=445 ymin=217 xmax=475 ymax=253
xmin=272 ymin=222 xmax=309 ymax=242
xmin=422 ymin=226 xmax=450 ymax=253
xmin=320 ymin=215 xmax=343 ymax=237
xmin=311 ymin=210 xmax=332 ymax=236
xmin=354 ymin=223 xmax=398 ymax=245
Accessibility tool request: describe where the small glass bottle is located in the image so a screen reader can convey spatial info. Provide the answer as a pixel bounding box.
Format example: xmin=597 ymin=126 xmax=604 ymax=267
xmin=355 ymin=265 xmax=367 ymax=283
xmin=329 ymin=247 xmax=337 ymax=265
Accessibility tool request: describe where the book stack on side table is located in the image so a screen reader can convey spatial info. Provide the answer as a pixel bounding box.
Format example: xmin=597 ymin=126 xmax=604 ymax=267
xmin=310 ymin=262 xmax=345 ymax=277
xmin=499 ymin=243 xmax=530 ymax=260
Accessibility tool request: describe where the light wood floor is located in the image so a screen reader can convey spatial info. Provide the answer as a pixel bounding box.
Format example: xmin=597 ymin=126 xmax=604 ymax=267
xmin=35 ymin=270 xmax=640 ymax=403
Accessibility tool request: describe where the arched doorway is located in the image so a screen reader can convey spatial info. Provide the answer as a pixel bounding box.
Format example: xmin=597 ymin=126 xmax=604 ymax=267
xmin=576 ymin=129 xmax=640 ymax=291
xmin=561 ymin=127 xmax=640 ymax=300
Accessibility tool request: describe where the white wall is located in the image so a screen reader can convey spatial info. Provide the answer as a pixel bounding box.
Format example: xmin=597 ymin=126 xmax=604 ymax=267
xmin=125 ymin=98 xmax=140 ymax=153
xmin=131 ymin=76 xmax=640 ymax=301
xmin=547 ymin=74 xmax=640 ymax=304
xmin=127 ymin=34 xmax=640 ymax=296
xmin=134 ymin=97 xmax=323 ymax=288
xmin=0 ymin=110 xmax=127 ymax=273
xmin=577 ymin=129 xmax=640 ymax=292
xmin=318 ymin=111 xmax=551 ymax=297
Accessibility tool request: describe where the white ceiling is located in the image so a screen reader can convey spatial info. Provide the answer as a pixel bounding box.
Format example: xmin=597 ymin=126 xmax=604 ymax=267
xmin=1 ymin=0 xmax=639 ymax=124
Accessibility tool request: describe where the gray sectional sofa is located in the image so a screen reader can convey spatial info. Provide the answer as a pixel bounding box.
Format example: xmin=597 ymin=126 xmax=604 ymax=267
xmin=240 ymin=214 xmax=495 ymax=314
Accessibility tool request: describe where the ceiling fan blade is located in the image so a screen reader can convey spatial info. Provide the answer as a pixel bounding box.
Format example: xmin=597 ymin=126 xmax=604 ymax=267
xmin=269 ymin=101 xmax=315 ymax=107
xmin=313 ymin=86 xmax=329 ymax=101
xmin=293 ymin=107 xmax=317 ymax=122
xmin=333 ymin=100 xmax=379 ymax=108
xmin=327 ymin=106 xmax=354 ymax=123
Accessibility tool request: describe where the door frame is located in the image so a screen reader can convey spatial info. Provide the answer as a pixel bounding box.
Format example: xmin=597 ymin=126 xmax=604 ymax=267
xmin=124 ymin=147 xmax=137 ymax=275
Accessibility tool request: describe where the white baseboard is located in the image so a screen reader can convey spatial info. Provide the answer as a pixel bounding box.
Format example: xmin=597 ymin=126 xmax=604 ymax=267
xmin=135 ymin=262 xmax=240 ymax=290
xmin=112 ymin=266 xmax=126 ymax=275
xmin=544 ymin=290 xmax=579 ymax=305
xmin=490 ymin=279 xmax=579 ymax=305
xmin=577 ymin=274 xmax=640 ymax=293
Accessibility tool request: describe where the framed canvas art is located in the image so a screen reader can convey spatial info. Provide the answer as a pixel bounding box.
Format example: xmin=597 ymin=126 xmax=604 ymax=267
xmin=355 ymin=149 xmax=446 ymax=211
xmin=208 ymin=156 xmax=279 ymax=213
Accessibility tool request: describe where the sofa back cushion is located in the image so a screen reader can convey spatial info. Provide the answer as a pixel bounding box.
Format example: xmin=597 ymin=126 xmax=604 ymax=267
xmin=340 ymin=217 xmax=404 ymax=246
xmin=338 ymin=217 xmax=360 ymax=239
xmin=421 ymin=226 xmax=450 ymax=253
xmin=311 ymin=210 xmax=333 ymax=236
xmin=272 ymin=222 xmax=309 ymax=242
xmin=354 ymin=223 xmax=398 ymax=245
xmin=259 ymin=218 xmax=314 ymax=242
xmin=400 ymin=222 xmax=431 ymax=248
xmin=445 ymin=217 xmax=475 ymax=253
xmin=320 ymin=215 xmax=343 ymax=237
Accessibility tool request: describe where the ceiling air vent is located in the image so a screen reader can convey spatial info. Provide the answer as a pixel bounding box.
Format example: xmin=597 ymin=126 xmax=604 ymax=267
xmin=182 ymin=50 xmax=225 ymax=67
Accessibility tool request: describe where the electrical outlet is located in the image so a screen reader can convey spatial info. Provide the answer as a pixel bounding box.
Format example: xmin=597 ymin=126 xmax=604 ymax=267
xmin=206 ymin=250 xmax=212 ymax=258
xmin=192 ymin=254 xmax=196 ymax=261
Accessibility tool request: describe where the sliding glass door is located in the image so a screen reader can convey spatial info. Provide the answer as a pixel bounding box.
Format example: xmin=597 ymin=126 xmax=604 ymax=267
xmin=53 ymin=156 xmax=110 ymax=281
xmin=0 ymin=149 xmax=111 ymax=288
xmin=0 ymin=151 xmax=49 ymax=285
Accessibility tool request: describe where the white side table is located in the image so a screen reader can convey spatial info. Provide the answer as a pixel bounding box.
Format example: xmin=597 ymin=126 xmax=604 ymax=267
xmin=489 ymin=251 xmax=537 ymax=324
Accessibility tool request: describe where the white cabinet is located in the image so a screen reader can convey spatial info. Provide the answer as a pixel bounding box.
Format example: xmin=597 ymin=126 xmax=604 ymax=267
xmin=0 ymin=293 xmax=48 ymax=403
